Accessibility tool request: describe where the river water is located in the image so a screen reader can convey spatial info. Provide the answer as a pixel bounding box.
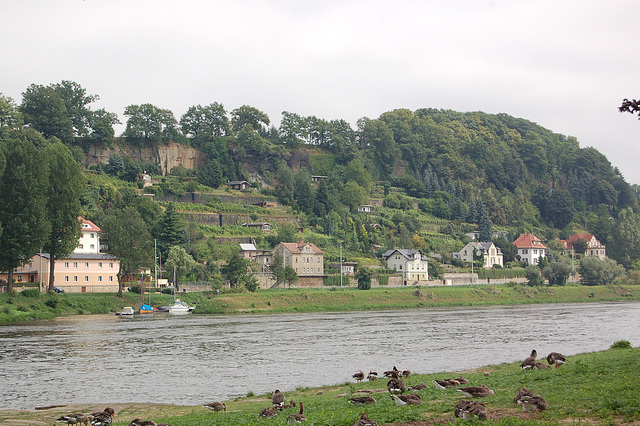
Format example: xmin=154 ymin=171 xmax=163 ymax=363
xmin=1 ymin=301 xmax=639 ymax=410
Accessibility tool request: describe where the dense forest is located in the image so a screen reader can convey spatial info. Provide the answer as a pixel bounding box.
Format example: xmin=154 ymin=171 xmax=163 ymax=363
xmin=2 ymin=80 xmax=640 ymax=292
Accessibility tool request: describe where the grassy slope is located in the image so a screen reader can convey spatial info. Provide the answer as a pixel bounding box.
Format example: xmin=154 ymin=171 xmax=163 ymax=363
xmin=2 ymin=283 xmax=640 ymax=323
xmin=3 ymin=346 xmax=638 ymax=425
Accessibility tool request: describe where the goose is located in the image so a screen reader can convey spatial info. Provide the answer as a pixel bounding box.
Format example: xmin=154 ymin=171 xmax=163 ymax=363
xmin=128 ymin=419 xmax=156 ymax=426
xmin=259 ymin=406 xmax=278 ymax=419
xmin=367 ymin=371 xmax=378 ymax=382
xmin=520 ymin=395 xmax=549 ymax=412
xmin=353 ymin=370 xmax=365 ymax=382
xmin=354 ymin=412 xmax=378 ymax=426
xmin=348 ymin=395 xmax=377 ymax=405
xmin=390 ymin=393 xmax=422 ymax=406
xmin=286 ymin=401 xmax=306 ymax=423
xmin=387 ymin=371 xmax=407 ymax=394
xmin=432 ymin=379 xmax=460 ymax=389
xmin=57 ymin=413 xmax=93 ymax=425
xmin=272 ymin=389 xmax=285 ymax=408
xmin=520 ymin=349 xmax=538 ymax=369
xmin=454 ymin=400 xmax=487 ymax=420
xmin=400 ymin=370 xmax=411 ymax=378
xmin=408 ymin=382 xmax=427 ymax=390
xmin=447 ymin=376 xmax=470 ymax=384
xmin=513 ymin=387 xmax=535 ymax=405
xmin=279 ymin=400 xmax=296 ymax=411
xmin=91 ymin=408 xmax=115 ymax=426
xmin=547 ymin=352 xmax=566 ymax=368
xmin=383 ymin=366 xmax=400 ymax=377
xmin=203 ymin=401 xmax=226 ymax=413
xmin=535 ymin=361 xmax=550 ymax=369
xmin=456 ymin=384 xmax=494 ymax=398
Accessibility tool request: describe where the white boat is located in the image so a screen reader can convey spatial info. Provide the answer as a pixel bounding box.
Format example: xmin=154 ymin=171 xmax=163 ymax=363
xmin=116 ymin=306 xmax=135 ymax=316
xmin=168 ymin=299 xmax=195 ymax=314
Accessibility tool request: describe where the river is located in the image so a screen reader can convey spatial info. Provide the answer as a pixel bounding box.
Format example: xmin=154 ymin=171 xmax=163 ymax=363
xmin=1 ymin=301 xmax=639 ymax=410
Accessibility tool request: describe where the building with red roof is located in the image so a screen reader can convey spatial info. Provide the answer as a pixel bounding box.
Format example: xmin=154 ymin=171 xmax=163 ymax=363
xmin=560 ymin=234 xmax=606 ymax=259
xmin=272 ymin=241 xmax=324 ymax=277
xmin=513 ymin=233 xmax=547 ymax=265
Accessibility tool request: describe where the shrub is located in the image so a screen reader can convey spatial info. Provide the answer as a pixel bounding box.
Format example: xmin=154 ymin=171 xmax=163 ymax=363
xmin=20 ymin=289 xmax=41 ymax=298
xmin=610 ymin=340 xmax=632 ymax=349
xmin=128 ymin=285 xmax=140 ymax=294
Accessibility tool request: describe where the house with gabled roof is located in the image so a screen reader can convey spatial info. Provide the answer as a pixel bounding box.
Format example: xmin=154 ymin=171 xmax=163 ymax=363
xmin=513 ymin=233 xmax=547 ymax=265
xmin=272 ymin=241 xmax=324 ymax=277
xmin=452 ymin=241 xmax=503 ymax=268
xmin=382 ymin=249 xmax=429 ymax=285
xmin=560 ymin=234 xmax=606 ymax=259
xmin=6 ymin=217 xmax=119 ymax=292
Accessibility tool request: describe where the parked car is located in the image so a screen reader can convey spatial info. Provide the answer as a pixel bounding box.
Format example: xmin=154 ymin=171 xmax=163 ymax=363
xmin=53 ymin=286 xmax=65 ymax=293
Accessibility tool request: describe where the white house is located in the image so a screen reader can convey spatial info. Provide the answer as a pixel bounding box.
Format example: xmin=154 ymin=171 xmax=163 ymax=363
xmin=513 ymin=233 xmax=547 ymax=265
xmin=382 ymin=249 xmax=429 ymax=284
xmin=560 ymin=234 xmax=606 ymax=260
xmin=453 ymin=242 xmax=504 ymax=268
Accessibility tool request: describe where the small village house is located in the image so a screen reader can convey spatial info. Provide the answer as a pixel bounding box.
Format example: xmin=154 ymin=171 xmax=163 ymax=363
xmin=513 ymin=233 xmax=547 ymax=265
xmin=242 ymin=222 xmax=271 ymax=232
xmin=452 ymin=242 xmax=504 ymax=268
xmin=382 ymin=249 xmax=429 ymax=285
xmin=272 ymin=241 xmax=325 ymax=277
xmin=227 ymin=180 xmax=251 ymax=190
xmin=560 ymin=234 xmax=606 ymax=259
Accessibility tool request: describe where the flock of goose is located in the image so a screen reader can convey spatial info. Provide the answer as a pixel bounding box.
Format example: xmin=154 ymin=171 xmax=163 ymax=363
xmin=54 ymin=350 xmax=565 ymax=425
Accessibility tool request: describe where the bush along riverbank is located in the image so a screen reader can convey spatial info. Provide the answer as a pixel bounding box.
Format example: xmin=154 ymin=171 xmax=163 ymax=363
xmin=2 ymin=343 xmax=638 ymax=425
xmin=1 ymin=283 xmax=640 ymax=324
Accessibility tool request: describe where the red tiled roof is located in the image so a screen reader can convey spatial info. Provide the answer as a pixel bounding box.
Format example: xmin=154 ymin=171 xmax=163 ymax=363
xmin=561 ymin=234 xmax=600 ymax=249
xmin=513 ymin=233 xmax=547 ymax=249
xmin=79 ymin=217 xmax=101 ymax=233
xmin=279 ymin=241 xmax=324 ymax=254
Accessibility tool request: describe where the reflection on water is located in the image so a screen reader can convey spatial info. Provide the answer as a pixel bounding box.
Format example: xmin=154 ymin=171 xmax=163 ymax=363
xmin=1 ymin=301 xmax=639 ymax=409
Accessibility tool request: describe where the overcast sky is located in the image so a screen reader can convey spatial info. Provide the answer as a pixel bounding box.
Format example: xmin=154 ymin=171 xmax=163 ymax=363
xmin=3 ymin=1 xmax=640 ymax=183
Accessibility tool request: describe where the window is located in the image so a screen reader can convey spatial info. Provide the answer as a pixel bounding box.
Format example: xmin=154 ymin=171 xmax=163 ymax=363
xmin=74 ymin=276 xmax=78 ymax=282
xmin=90 ymin=244 xmax=95 ymax=250
xmin=98 ymin=262 xmax=103 ymax=268
xmin=109 ymin=263 xmax=113 ymax=268
xmin=64 ymin=262 xmax=69 ymax=268
xmin=98 ymin=276 xmax=102 ymax=282
xmin=85 ymin=262 xmax=89 ymax=268
xmin=73 ymin=262 xmax=78 ymax=268
xmin=65 ymin=276 xmax=69 ymax=282
xmin=90 ymin=233 xmax=94 ymax=238
xmin=109 ymin=276 xmax=113 ymax=282
xmin=79 ymin=244 xmax=84 ymax=249
xmin=85 ymin=276 xmax=89 ymax=282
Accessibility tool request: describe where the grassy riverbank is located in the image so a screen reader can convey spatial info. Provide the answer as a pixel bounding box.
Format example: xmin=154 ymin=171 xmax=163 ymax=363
xmin=2 ymin=344 xmax=638 ymax=425
xmin=2 ymin=283 xmax=640 ymax=324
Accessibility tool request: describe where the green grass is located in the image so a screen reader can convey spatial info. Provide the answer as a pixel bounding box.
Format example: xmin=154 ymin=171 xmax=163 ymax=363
xmin=2 ymin=283 xmax=640 ymax=323
xmin=94 ymin=345 xmax=640 ymax=425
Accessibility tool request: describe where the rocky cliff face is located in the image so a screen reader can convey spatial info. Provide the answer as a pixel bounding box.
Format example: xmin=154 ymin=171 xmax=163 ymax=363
xmin=83 ymin=141 xmax=206 ymax=174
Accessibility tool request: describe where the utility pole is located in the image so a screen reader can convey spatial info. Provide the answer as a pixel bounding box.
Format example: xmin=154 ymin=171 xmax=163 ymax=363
xmin=340 ymin=244 xmax=343 ymax=289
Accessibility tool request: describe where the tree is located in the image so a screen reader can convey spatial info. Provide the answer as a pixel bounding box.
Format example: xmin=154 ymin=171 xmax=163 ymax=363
xmin=571 ymin=238 xmax=588 ymax=255
xmin=42 ymin=142 xmax=84 ymax=291
xmin=283 ymin=266 xmax=298 ymax=289
xmin=0 ymin=93 xmax=23 ymax=136
xmin=355 ymin=267 xmax=373 ymax=290
xmin=608 ymin=207 xmax=640 ymax=269
xmin=20 ymin=84 xmax=74 ymax=143
xmin=341 ymin=181 xmax=368 ymax=211
xmin=90 ymin=108 xmax=120 ymax=145
xmin=270 ymin=252 xmax=285 ymax=287
xmin=51 ymin=80 xmax=99 ymax=137
xmin=225 ymin=251 xmax=248 ymax=288
xmin=230 ymin=105 xmax=270 ymax=134
xmin=197 ymin=158 xmax=223 ymax=188
xmin=123 ymin=103 xmax=179 ymax=144
xmin=165 ymin=245 xmax=198 ymax=282
xmin=102 ymin=207 xmax=153 ymax=295
xmin=619 ymin=98 xmax=640 ymax=119
xmin=578 ymin=256 xmax=626 ymax=286
xmin=0 ymin=132 xmax=49 ymax=292
xmin=542 ymin=260 xmax=572 ymax=286
xmin=276 ymin=224 xmax=296 ymax=244
xmin=275 ymin=165 xmax=295 ymax=206
xmin=180 ymin=103 xmax=230 ymax=141
xmin=279 ymin=111 xmax=308 ymax=147
xmin=156 ymin=203 xmax=187 ymax=262
xmin=524 ymin=264 xmax=544 ymax=286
